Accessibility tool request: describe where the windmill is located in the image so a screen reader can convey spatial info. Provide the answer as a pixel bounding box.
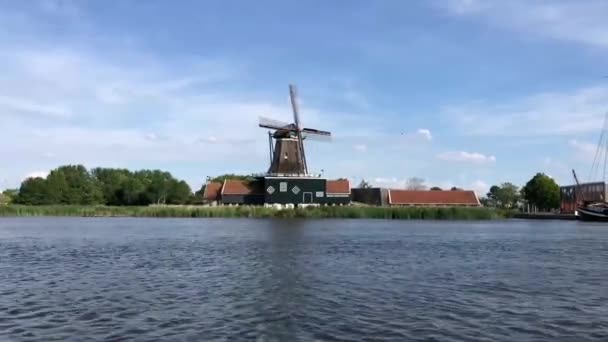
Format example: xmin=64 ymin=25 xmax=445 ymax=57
xmin=259 ymin=84 xmax=331 ymax=176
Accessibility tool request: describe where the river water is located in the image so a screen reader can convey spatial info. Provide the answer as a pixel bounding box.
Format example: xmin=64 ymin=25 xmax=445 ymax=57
xmin=0 ymin=218 xmax=607 ymax=341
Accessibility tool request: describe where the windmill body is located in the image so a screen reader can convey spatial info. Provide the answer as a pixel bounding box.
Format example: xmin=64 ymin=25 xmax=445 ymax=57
xmin=203 ymin=85 xmax=351 ymax=207
xmin=259 ymin=84 xmax=331 ymax=177
xmin=255 ymin=85 xmax=349 ymax=206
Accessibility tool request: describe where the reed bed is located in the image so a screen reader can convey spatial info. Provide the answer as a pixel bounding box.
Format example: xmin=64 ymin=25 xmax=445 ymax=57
xmin=0 ymin=205 xmax=510 ymax=220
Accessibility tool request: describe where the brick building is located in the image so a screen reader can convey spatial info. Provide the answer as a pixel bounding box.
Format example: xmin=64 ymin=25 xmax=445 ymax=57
xmin=560 ymin=182 xmax=607 ymax=214
xmin=352 ymin=188 xmax=481 ymax=207
xmin=388 ymin=190 xmax=481 ymax=207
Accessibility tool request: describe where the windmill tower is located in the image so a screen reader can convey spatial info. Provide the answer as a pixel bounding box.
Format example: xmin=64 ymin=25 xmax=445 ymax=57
xmin=259 ymin=84 xmax=331 ymax=176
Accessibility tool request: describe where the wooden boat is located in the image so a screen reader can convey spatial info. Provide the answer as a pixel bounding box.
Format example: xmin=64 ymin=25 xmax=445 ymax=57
xmin=572 ymin=113 xmax=608 ymax=222
xmin=576 ymin=201 xmax=608 ymax=221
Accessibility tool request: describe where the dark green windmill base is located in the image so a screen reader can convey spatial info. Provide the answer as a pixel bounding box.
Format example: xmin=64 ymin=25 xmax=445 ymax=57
xmin=222 ymin=176 xmax=350 ymax=207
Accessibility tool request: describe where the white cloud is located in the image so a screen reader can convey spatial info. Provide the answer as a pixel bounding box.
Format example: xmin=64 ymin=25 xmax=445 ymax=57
xmin=394 ymin=128 xmax=433 ymax=144
xmin=373 ymin=177 xmax=405 ymax=188
xmin=0 ymin=41 xmax=384 ymax=190
xmin=569 ymin=139 xmax=597 ymax=160
xmin=202 ymin=136 xmax=218 ymax=144
xmin=25 ymin=170 xmax=49 ymax=179
xmin=370 ymin=176 xmax=489 ymax=196
xmin=437 ymin=151 xmax=496 ymax=164
xmin=470 ymin=179 xmax=490 ymax=197
xmin=437 ymin=0 xmax=608 ymax=48
xmin=353 ymin=144 xmax=368 ymax=152
xmin=416 ymin=129 xmax=432 ymax=141
xmin=444 ymin=86 xmax=608 ymax=136
xmin=0 ymin=95 xmax=71 ymax=118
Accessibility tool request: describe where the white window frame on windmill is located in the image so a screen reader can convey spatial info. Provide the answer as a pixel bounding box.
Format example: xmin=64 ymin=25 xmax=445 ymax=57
xmin=292 ymin=185 xmax=301 ymax=195
xmin=279 ymin=182 xmax=287 ymax=192
xmin=303 ymin=192 xmax=313 ymax=203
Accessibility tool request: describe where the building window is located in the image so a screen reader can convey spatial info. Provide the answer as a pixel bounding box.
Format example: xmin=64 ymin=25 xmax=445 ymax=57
xmin=280 ymin=182 xmax=287 ymax=192
xmin=316 ymin=191 xmax=324 ymax=197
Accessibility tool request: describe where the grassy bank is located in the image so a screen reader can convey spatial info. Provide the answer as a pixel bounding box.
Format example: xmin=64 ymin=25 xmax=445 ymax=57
xmin=0 ymin=205 xmax=511 ymax=220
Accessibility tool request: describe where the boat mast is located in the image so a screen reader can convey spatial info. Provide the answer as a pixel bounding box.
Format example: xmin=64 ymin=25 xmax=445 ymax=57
xmin=573 ymin=169 xmax=585 ymax=203
xmin=589 ymin=112 xmax=608 ymax=183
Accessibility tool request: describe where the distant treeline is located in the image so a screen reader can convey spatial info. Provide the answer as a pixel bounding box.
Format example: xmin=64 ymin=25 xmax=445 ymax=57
xmin=13 ymin=165 xmax=197 ymax=206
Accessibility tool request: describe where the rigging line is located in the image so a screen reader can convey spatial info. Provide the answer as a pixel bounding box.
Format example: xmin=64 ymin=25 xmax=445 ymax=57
xmin=588 ymin=113 xmax=608 ymax=182
xmin=604 ymin=147 xmax=608 ymax=184
xmin=602 ymin=113 xmax=608 ymax=183
xmin=604 ymin=124 xmax=608 ymax=184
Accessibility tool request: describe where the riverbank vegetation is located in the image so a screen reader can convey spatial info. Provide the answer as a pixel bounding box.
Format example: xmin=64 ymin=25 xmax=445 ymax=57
xmin=483 ymin=173 xmax=560 ymax=212
xmin=3 ymin=165 xmax=559 ymax=216
xmin=0 ymin=205 xmax=511 ymax=220
xmin=12 ymin=165 xmax=195 ymax=206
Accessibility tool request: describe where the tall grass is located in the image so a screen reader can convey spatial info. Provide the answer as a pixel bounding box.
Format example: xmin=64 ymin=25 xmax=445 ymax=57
xmin=0 ymin=205 xmax=508 ymax=220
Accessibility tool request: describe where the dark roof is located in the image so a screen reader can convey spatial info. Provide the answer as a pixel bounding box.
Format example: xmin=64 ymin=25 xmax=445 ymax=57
xmin=203 ymin=182 xmax=222 ymax=201
xmin=326 ymin=179 xmax=350 ymax=194
xmin=222 ymin=180 xmax=262 ymax=195
xmin=389 ymin=190 xmax=480 ymax=206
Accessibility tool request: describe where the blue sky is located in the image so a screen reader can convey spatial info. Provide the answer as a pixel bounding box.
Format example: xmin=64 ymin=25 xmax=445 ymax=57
xmin=2 ymin=0 xmax=608 ymax=194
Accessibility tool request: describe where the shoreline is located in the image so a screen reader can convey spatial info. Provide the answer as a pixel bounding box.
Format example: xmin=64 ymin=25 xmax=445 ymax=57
xmin=0 ymin=205 xmax=511 ymax=220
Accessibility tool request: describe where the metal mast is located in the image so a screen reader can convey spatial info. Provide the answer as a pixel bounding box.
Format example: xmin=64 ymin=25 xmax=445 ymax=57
xmin=588 ymin=112 xmax=608 ymax=183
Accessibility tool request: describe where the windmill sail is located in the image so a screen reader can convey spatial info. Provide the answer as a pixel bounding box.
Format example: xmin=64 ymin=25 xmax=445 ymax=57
xmin=259 ymin=85 xmax=332 ymax=176
xmin=289 ymin=84 xmax=308 ymax=175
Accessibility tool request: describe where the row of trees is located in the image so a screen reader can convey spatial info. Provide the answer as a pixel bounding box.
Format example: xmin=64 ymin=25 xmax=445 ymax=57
xmin=0 ymin=189 xmax=16 ymax=205
xmin=5 ymin=168 xmax=562 ymax=210
xmin=12 ymin=165 xmax=194 ymax=206
xmin=484 ymin=173 xmax=560 ymax=211
xmin=357 ymin=173 xmax=561 ymax=211
xmin=357 ymin=177 xmax=463 ymax=191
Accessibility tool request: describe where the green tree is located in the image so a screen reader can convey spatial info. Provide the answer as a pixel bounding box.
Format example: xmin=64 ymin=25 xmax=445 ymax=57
xmin=122 ymin=177 xmax=146 ymax=205
xmin=358 ymin=179 xmax=372 ymax=189
xmin=1 ymin=189 xmax=18 ymax=205
xmin=92 ymin=168 xmax=131 ymax=205
xmin=487 ymin=183 xmax=520 ymax=209
xmin=523 ymin=173 xmax=560 ymax=211
xmin=486 ymin=185 xmax=500 ymax=206
xmin=47 ymin=165 xmax=103 ymax=204
xmin=190 ymin=184 xmax=207 ymax=205
xmin=207 ymin=174 xmax=253 ymax=183
xmin=497 ymin=182 xmax=520 ymax=209
xmin=430 ymin=186 xmax=442 ymax=191
xmin=167 ymin=180 xmax=192 ymax=204
xmin=144 ymin=170 xmax=173 ymax=205
xmin=406 ymin=177 xmax=427 ymax=190
xmin=13 ymin=165 xmax=195 ymax=206
xmin=15 ymin=177 xmax=53 ymax=205
xmin=479 ymin=197 xmax=492 ymax=207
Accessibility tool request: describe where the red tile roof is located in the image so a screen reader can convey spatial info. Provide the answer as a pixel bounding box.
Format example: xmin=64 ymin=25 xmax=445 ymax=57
xmin=326 ymin=179 xmax=350 ymax=194
xmin=222 ymin=180 xmax=260 ymax=195
xmin=389 ymin=190 xmax=480 ymax=206
xmin=203 ymin=182 xmax=222 ymax=201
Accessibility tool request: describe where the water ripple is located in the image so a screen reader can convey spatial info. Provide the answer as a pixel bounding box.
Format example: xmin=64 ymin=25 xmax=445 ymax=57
xmin=1 ymin=218 xmax=608 ymax=341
